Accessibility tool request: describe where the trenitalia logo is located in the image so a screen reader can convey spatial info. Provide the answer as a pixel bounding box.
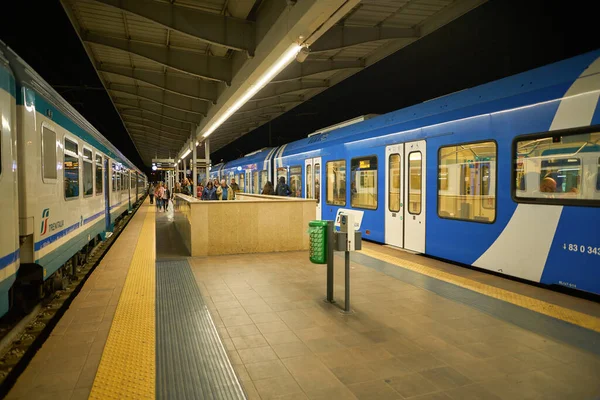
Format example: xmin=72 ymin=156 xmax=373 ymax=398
xmin=40 ymin=208 xmax=64 ymax=236
xmin=40 ymin=208 xmax=50 ymax=235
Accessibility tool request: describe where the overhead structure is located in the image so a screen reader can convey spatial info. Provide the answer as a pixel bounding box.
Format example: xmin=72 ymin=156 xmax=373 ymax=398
xmin=61 ymin=0 xmax=486 ymax=166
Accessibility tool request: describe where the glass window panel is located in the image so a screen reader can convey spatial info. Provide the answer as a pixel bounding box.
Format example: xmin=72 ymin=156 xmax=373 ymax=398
xmin=290 ymin=166 xmax=302 ymax=197
xmin=438 ymin=141 xmax=496 ymax=222
xmin=64 ymin=139 xmax=79 ymax=199
xmin=314 ymin=163 xmax=321 ymax=202
xmin=277 ymin=167 xmax=287 ymax=183
xmin=351 ymin=156 xmax=378 ymax=210
xmin=260 ymin=170 xmax=267 ymax=193
xmin=253 ymin=171 xmax=259 ymax=193
xmin=239 ymin=173 xmax=245 ymax=192
xmin=306 ymin=164 xmax=313 ymax=199
xmin=326 ymin=160 xmax=346 ymax=206
xmin=389 ymin=154 xmax=401 ymax=212
xmin=95 ymin=155 xmax=103 ymax=194
xmin=515 ymin=131 xmax=599 ymax=202
xmin=408 ymin=152 xmax=422 ymax=215
xmin=597 ymin=157 xmax=600 ymax=191
xmin=42 ymin=127 xmax=57 ymax=180
xmin=112 ymin=169 xmax=116 ymax=192
xmin=83 ymin=160 xmax=93 ymax=197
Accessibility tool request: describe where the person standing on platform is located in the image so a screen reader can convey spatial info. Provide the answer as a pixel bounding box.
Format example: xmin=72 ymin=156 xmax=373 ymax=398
xmin=275 ymin=176 xmax=291 ymax=196
xmin=164 ymin=185 xmax=171 ymax=211
xmin=202 ymin=181 xmax=217 ymax=200
xmin=157 ymin=183 xmax=165 ymax=212
xmin=230 ymin=178 xmax=240 ymax=194
xmin=218 ymin=179 xmax=235 ymax=200
xmin=197 ymin=183 xmax=204 ymax=198
xmin=149 ymin=183 xmax=155 ymax=204
xmin=262 ymin=181 xmax=275 ymax=195
xmin=181 ymin=178 xmax=191 ymax=195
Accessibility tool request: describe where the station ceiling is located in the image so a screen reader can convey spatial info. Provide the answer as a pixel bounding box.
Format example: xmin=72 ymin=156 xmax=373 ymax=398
xmin=61 ymin=0 xmax=485 ymax=166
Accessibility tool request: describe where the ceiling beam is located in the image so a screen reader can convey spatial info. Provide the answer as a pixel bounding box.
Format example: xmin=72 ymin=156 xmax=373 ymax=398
xmin=125 ymin=121 xmax=188 ymax=139
xmin=82 ymin=31 xmax=232 ymax=83
xmin=272 ymin=60 xmax=364 ymax=83
xmin=113 ymin=98 xmax=203 ymax=124
xmin=310 ymin=25 xmax=419 ymax=53
xmin=90 ymin=0 xmax=255 ymax=53
xmin=239 ymin=95 xmax=304 ymax=112
xmin=119 ymin=107 xmax=195 ymax=127
xmin=130 ymin=134 xmax=182 ymax=147
xmin=122 ymin=114 xmax=190 ymax=134
xmin=107 ymin=83 xmax=207 ymax=115
xmin=98 ymin=63 xmax=219 ymax=103
xmin=253 ymin=80 xmax=328 ymax=102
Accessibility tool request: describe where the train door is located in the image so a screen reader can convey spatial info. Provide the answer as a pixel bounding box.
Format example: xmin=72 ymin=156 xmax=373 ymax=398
xmin=384 ymin=140 xmax=426 ymax=253
xmin=385 ymin=145 xmax=404 ymax=247
xmin=104 ymin=158 xmax=111 ymax=230
xmin=404 ymin=140 xmax=426 ymax=253
xmin=304 ymin=157 xmax=322 ymax=219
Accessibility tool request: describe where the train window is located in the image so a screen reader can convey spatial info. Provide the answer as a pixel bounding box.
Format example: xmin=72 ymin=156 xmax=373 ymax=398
xmin=112 ymin=168 xmax=116 ymax=192
xmin=314 ymin=163 xmax=321 ymax=202
xmin=326 ymin=160 xmax=346 ymax=206
xmin=253 ymin=171 xmax=259 ymax=194
xmin=514 ymin=130 xmax=600 ymax=205
xmin=389 ymin=154 xmax=401 ymax=212
xmin=306 ymin=164 xmax=313 ymax=199
xmin=238 ymin=173 xmax=245 ymax=192
xmin=597 ymin=157 xmax=600 ymax=191
xmin=64 ymin=138 xmax=80 ymax=199
xmin=290 ymin=166 xmax=302 ymax=197
xmin=351 ymin=156 xmax=378 ymax=210
xmin=438 ymin=141 xmax=496 ymax=223
xmin=408 ymin=152 xmax=422 ymax=215
xmin=95 ymin=154 xmax=103 ymax=194
xmin=82 ymin=149 xmax=93 ymax=197
xmin=131 ymin=174 xmax=135 ymax=189
xmin=42 ymin=126 xmax=58 ymax=180
xmin=276 ymin=167 xmax=287 ymax=184
xmin=260 ymin=170 xmax=268 ymax=193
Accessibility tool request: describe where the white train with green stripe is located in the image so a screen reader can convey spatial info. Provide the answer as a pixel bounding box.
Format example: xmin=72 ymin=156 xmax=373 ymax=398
xmin=0 ymin=41 xmax=147 ymax=317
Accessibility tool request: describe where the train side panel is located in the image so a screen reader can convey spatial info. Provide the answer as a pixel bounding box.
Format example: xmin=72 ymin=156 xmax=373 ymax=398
xmin=0 ymin=53 xmax=18 ymax=316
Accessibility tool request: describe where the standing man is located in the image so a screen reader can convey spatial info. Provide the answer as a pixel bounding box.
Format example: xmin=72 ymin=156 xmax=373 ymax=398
xmin=275 ymin=176 xmax=291 ymax=196
xmin=230 ymin=178 xmax=240 ymax=194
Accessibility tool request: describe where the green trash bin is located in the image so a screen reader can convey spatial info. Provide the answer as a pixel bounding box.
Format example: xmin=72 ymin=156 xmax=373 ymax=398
xmin=308 ymin=220 xmax=328 ymax=264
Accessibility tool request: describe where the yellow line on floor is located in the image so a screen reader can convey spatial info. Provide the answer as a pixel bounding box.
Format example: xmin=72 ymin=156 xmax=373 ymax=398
xmin=90 ymin=200 xmax=156 ymax=399
xmin=359 ymin=247 xmax=600 ymax=333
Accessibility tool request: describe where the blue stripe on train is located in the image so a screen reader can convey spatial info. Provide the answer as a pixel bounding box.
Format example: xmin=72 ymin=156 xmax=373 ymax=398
xmin=0 ymin=249 xmax=19 ymax=271
xmin=35 ymin=210 xmax=105 ymax=251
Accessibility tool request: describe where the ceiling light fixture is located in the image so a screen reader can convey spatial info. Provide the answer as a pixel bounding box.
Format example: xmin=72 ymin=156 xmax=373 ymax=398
xmin=201 ymin=43 xmax=303 ymax=139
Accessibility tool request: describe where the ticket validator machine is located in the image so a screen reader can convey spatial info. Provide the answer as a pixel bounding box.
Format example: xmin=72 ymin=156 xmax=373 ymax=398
xmin=333 ymin=210 xmax=362 ymax=313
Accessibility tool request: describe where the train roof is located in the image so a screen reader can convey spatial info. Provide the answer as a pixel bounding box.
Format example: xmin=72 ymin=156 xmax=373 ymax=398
xmin=221 ymin=147 xmax=276 ymax=170
xmin=280 ymin=48 xmax=600 ymax=157
xmin=0 ymin=40 xmax=143 ymax=174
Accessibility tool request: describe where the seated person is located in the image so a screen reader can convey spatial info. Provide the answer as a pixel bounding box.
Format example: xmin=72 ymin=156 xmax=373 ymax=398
xmin=540 ymin=177 xmax=557 ymax=193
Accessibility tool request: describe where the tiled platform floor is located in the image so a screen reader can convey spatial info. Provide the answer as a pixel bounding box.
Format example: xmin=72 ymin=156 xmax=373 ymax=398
xmin=5 ymin=204 xmax=149 ymax=400
xmin=190 ymin=251 xmax=600 ymax=400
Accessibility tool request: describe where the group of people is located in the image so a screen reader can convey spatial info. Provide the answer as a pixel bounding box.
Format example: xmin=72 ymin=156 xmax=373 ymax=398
xmin=197 ymin=178 xmax=240 ymax=200
xmin=148 ymin=182 xmax=171 ymax=212
xmin=148 ymin=175 xmax=294 ymax=206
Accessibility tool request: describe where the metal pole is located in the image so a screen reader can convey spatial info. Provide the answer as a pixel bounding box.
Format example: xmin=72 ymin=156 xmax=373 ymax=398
xmin=344 ymin=250 xmax=350 ymax=312
xmin=192 ymin=142 xmax=198 ymax=198
xmin=326 ymin=221 xmax=334 ymax=303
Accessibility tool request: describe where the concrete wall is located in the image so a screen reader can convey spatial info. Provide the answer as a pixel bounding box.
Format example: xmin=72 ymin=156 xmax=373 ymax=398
xmin=173 ymin=193 xmax=316 ymax=256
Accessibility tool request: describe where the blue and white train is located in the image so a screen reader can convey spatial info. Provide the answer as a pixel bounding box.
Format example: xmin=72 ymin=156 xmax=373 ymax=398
xmin=0 ymin=42 xmax=147 ymax=317
xmin=212 ymin=49 xmax=600 ymax=296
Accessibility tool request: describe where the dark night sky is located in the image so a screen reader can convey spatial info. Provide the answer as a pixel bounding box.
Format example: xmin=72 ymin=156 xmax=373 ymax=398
xmin=1 ymin=0 xmax=599 ymax=172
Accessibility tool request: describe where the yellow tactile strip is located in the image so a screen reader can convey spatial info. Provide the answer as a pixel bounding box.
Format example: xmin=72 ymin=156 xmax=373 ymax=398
xmin=90 ymin=201 xmax=156 ymax=399
xmin=359 ymin=247 xmax=600 ymax=333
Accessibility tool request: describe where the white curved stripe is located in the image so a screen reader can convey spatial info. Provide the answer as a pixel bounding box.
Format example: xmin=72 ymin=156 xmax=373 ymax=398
xmin=474 ymin=57 xmax=600 ymax=282
xmin=473 ymin=205 xmax=562 ymax=281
